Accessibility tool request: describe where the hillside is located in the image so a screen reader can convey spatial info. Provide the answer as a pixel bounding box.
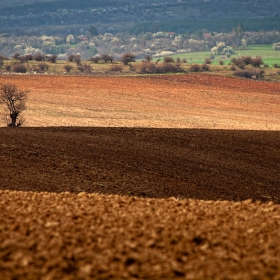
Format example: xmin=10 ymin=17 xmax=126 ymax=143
xmin=0 ymin=73 xmax=280 ymax=201
xmin=1 ymin=0 xmax=280 ymax=35
xmin=1 ymin=73 xmax=280 ymax=279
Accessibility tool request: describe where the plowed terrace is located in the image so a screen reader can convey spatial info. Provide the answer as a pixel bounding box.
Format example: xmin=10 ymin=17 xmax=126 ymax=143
xmin=0 ymin=74 xmax=280 ymax=279
xmin=0 ymin=74 xmax=279 ymax=129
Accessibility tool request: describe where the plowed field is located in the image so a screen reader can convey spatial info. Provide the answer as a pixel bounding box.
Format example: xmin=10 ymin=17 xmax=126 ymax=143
xmin=1 ymin=74 xmax=280 ymax=279
xmin=0 ymin=74 xmax=279 ymax=129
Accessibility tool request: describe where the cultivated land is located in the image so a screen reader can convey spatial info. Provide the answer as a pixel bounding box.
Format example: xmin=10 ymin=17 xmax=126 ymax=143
xmin=1 ymin=74 xmax=280 ymax=279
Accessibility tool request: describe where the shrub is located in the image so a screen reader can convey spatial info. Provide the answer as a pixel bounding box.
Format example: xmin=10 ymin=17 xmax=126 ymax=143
xmin=201 ymin=63 xmax=210 ymax=71
xmin=138 ymin=62 xmax=158 ymax=74
xmin=182 ymin=58 xmax=187 ymax=63
xmin=273 ymin=63 xmax=280 ymax=68
xmin=205 ymin=57 xmax=212 ymax=64
xmin=101 ymin=54 xmax=113 ymax=63
xmin=12 ymin=52 xmax=21 ymax=60
xmin=241 ymin=56 xmax=252 ymax=65
xmin=18 ymin=56 xmax=27 ymax=63
xmin=68 ymin=54 xmax=75 ymax=62
xmin=230 ymin=64 xmax=237 ymax=71
xmin=91 ymin=56 xmax=102 ymax=63
xmin=233 ymin=69 xmax=265 ymax=79
xmin=34 ymin=54 xmax=46 ymax=61
xmin=190 ymin=64 xmax=201 ymax=72
xmin=77 ymin=64 xmax=92 ymax=73
xmin=46 ymin=55 xmax=57 ymax=63
xmin=24 ymin=54 xmax=33 ymax=62
xmin=219 ymin=60 xmax=224 ymax=65
xmin=164 ymin=56 xmax=175 ymax=63
xmin=110 ymin=65 xmax=123 ymax=72
xmin=13 ymin=63 xmax=27 ymax=73
xmin=250 ymin=57 xmax=263 ymax=68
xmin=121 ymin=52 xmax=135 ymax=65
xmin=157 ymin=63 xmax=184 ymax=73
xmin=64 ymin=64 xmax=73 ymax=73
xmin=5 ymin=64 xmax=12 ymax=72
xmin=233 ymin=58 xmax=246 ymax=69
xmin=74 ymin=55 xmax=81 ymax=65
xmin=37 ymin=63 xmax=49 ymax=72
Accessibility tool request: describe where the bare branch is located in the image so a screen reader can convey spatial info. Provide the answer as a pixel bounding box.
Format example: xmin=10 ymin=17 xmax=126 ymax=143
xmin=0 ymin=84 xmax=28 ymax=127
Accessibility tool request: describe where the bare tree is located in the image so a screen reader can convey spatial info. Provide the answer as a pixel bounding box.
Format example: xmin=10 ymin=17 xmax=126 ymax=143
xmin=0 ymin=84 xmax=27 ymax=127
xmin=101 ymin=54 xmax=113 ymax=63
xmin=121 ymin=52 xmax=135 ymax=65
xmin=64 ymin=64 xmax=73 ymax=73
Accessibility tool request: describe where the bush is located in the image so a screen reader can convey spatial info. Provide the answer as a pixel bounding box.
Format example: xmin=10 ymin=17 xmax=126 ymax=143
xmin=24 ymin=54 xmax=33 ymax=62
xmin=77 ymin=64 xmax=92 ymax=73
xmin=233 ymin=69 xmax=265 ymax=79
xmin=233 ymin=58 xmax=246 ymax=69
xmin=101 ymin=54 xmax=113 ymax=63
xmin=182 ymin=58 xmax=187 ymax=63
xmin=241 ymin=56 xmax=252 ymax=65
xmin=74 ymin=55 xmax=81 ymax=65
xmin=121 ymin=52 xmax=135 ymax=65
xmin=164 ymin=56 xmax=175 ymax=63
xmin=34 ymin=54 xmax=46 ymax=61
xmin=219 ymin=60 xmax=224 ymax=65
xmin=13 ymin=63 xmax=27 ymax=73
xmin=12 ymin=52 xmax=21 ymax=60
xmin=157 ymin=63 xmax=184 ymax=73
xmin=5 ymin=64 xmax=12 ymax=72
xmin=110 ymin=65 xmax=123 ymax=72
xmin=68 ymin=54 xmax=75 ymax=62
xmin=138 ymin=62 xmax=158 ymax=74
xmin=138 ymin=61 xmax=184 ymax=74
xmin=201 ymin=63 xmax=210 ymax=71
xmin=250 ymin=57 xmax=263 ymax=68
xmin=91 ymin=56 xmax=102 ymax=63
xmin=273 ymin=63 xmax=280 ymax=68
xmin=46 ymin=55 xmax=57 ymax=63
xmin=204 ymin=57 xmax=212 ymax=64
xmin=64 ymin=64 xmax=73 ymax=73
xmin=37 ymin=63 xmax=49 ymax=72
xmin=189 ymin=64 xmax=201 ymax=72
xmin=230 ymin=64 xmax=237 ymax=71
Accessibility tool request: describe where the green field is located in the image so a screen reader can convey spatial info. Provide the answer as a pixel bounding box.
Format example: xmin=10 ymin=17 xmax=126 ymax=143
xmin=158 ymin=45 xmax=280 ymax=67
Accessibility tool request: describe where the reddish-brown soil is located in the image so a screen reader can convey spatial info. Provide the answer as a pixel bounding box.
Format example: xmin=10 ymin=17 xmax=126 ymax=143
xmin=0 ymin=74 xmax=280 ymax=129
xmin=1 ymin=74 xmax=280 ymax=279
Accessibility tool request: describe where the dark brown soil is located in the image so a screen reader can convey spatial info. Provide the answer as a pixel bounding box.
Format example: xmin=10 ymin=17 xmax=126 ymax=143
xmin=1 ymin=127 xmax=280 ymax=202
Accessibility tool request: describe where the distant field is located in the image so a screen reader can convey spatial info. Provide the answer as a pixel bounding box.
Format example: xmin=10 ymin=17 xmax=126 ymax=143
xmin=161 ymin=44 xmax=280 ymax=67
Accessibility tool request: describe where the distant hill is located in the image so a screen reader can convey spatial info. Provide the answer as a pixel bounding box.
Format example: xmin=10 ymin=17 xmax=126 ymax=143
xmin=1 ymin=0 xmax=280 ymax=35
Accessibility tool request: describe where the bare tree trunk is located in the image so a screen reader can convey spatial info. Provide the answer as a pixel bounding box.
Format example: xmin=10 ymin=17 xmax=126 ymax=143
xmin=10 ymin=113 xmax=18 ymax=127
